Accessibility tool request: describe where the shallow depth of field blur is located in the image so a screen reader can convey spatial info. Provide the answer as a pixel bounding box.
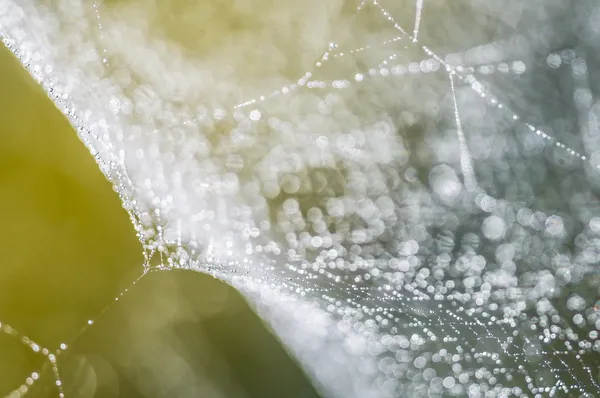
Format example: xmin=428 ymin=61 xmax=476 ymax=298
xmin=0 ymin=24 xmax=321 ymax=398
xmin=2 ymin=0 xmax=600 ymax=397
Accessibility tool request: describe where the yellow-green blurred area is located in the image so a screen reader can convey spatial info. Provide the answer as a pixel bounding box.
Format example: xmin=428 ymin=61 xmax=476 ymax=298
xmin=0 ymin=34 xmax=320 ymax=398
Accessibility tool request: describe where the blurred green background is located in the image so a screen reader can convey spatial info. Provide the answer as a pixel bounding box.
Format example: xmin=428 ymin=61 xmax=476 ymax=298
xmin=0 ymin=42 xmax=320 ymax=398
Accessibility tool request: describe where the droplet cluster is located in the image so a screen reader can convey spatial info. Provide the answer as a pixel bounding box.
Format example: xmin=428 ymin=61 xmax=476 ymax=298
xmin=1 ymin=0 xmax=600 ymax=397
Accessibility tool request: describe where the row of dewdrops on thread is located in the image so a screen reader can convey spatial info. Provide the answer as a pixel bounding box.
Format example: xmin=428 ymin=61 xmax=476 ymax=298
xmin=88 ymin=0 xmax=600 ymax=175
xmin=0 ymin=320 xmax=67 ymax=398
xmin=1 ymin=272 xmax=146 ymax=398
xmin=319 ymin=280 xmax=600 ymax=397
xmin=223 ymin=4 xmax=598 ymax=175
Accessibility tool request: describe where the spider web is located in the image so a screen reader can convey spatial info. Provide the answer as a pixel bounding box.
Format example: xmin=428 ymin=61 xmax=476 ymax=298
xmin=1 ymin=0 xmax=600 ymax=397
